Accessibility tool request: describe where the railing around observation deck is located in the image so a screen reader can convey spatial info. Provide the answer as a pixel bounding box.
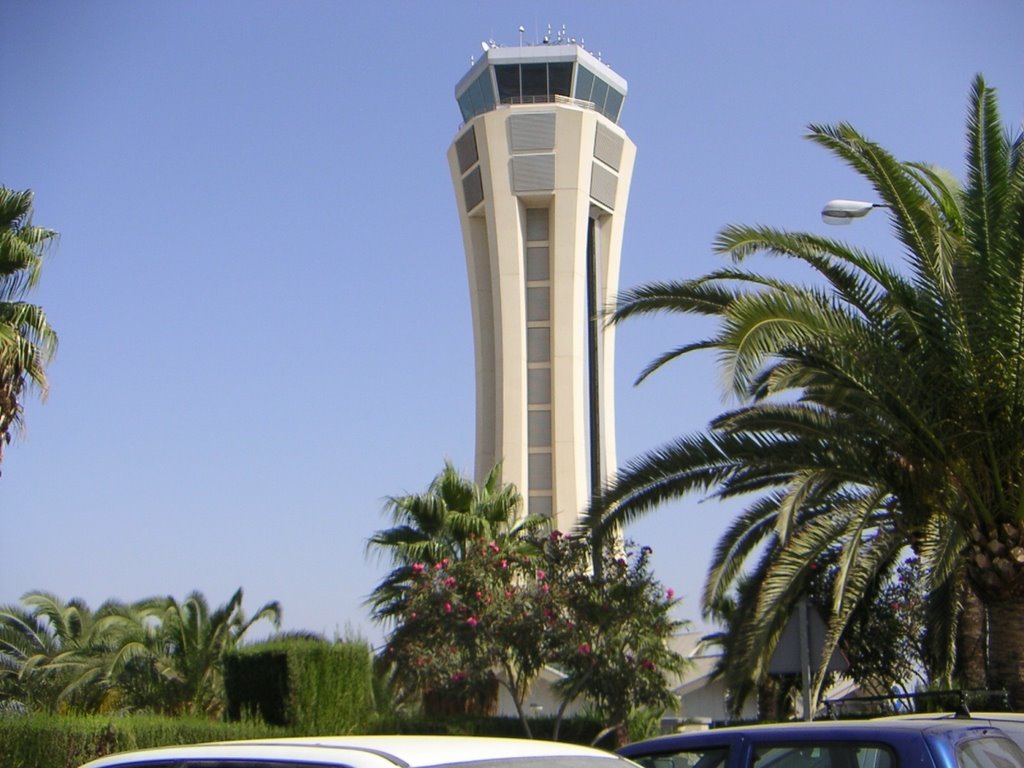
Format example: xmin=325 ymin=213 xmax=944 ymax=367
xmin=510 ymin=93 xmax=597 ymax=110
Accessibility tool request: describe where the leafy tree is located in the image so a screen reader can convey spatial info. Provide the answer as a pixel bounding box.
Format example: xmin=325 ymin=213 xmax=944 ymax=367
xmin=380 ymin=537 xmax=551 ymax=730
xmin=586 ymin=76 xmax=1024 ymax=706
xmin=0 ymin=187 xmax=58 ymax=465
xmin=544 ymin=536 xmax=687 ymax=744
xmin=831 ymin=557 xmax=929 ymax=699
xmin=380 ymin=530 xmax=687 ymax=739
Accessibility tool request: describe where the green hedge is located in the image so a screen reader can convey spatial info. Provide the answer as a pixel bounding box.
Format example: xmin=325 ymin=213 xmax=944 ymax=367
xmin=0 ymin=711 xmax=608 ymax=768
xmin=0 ymin=714 xmax=282 ymax=768
xmin=224 ymin=639 xmax=376 ymax=734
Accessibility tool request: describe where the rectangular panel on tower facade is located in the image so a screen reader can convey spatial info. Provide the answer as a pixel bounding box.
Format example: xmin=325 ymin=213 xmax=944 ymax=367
xmin=594 ymin=123 xmax=624 ymax=170
xmin=527 ymin=327 xmax=551 ymax=363
xmin=526 ymin=246 xmax=550 ymax=281
xmin=526 ymin=286 xmax=550 ymax=322
xmin=528 ymin=410 xmax=552 ymax=446
xmin=529 ymin=495 xmax=553 ymax=518
xmin=463 ymin=166 xmax=484 ymax=212
xmin=529 ymin=452 xmax=553 ymax=490
xmin=590 ymin=162 xmax=618 ymax=210
xmin=455 ymin=127 xmax=479 ymax=174
xmin=527 ymin=368 xmax=551 ymax=404
xmin=525 ymin=209 xmax=550 ymax=241
xmin=509 ymin=113 xmax=556 ymax=152
xmin=512 ymin=155 xmax=555 ymax=193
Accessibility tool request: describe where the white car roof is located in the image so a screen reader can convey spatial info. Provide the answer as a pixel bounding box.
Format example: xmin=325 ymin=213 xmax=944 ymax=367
xmin=80 ymin=734 xmax=630 ymax=768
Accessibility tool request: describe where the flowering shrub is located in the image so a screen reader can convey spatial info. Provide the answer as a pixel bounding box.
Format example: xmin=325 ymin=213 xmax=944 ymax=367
xmin=382 ymin=532 xmax=687 ymax=737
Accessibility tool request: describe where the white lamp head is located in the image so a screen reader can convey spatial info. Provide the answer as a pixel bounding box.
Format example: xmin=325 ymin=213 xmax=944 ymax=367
xmin=821 ymin=199 xmax=882 ymax=225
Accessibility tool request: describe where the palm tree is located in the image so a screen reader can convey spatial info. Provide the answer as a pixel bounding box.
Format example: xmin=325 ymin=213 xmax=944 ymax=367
xmin=0 ymin=591 xmax=137 ymax=713
xmin=0 ymin=589 xmax=279 ymax=716
xmin=586 ymin=76 xmax=1024 ymax=705
xmin=0 ymin=187 xmax=58 ymax=465
xmin=366 ymin=461 xmax=547 ymax=623
xmin=127 ymin=588 xmax=281 ymax=716
xmin=0 ymin=601 xmax=67 ymax=712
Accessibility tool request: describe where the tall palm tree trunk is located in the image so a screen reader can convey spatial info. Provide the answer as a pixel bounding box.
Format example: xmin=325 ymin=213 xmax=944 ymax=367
xmin=986 ymin=597 xmax=1024 ymax=708
xmin=957 ymin=586 xmax=987 ymax=690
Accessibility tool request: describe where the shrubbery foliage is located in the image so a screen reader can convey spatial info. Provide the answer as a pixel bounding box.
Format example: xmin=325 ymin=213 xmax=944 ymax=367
xmin=0 ymin=714 xmax=281 ymax=768
xmin=225 ymin=639 xmax=376 ymax=733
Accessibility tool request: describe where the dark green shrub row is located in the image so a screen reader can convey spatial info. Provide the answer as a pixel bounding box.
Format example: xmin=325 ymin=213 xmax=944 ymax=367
xmin=1 ymin=710 xmax=608 ymax=768
xmin=224 ymin=639 xmax=376 ymax=734
xmin=0 ymin=714 xmax=283 ymax=768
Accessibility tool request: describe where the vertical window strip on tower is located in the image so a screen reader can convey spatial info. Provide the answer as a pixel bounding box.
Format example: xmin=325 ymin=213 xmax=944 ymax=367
xmin=524 ymin=208 xmax=553 ymax=516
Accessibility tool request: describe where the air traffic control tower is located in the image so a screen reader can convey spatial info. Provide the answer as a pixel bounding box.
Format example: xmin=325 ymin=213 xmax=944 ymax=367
xmin=447 ymin=36 xmax=635 ymax=533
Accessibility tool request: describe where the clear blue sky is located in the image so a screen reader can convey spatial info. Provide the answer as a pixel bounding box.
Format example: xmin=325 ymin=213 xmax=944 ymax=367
xmin=2 ymin=2 xmax=1022 ymax=645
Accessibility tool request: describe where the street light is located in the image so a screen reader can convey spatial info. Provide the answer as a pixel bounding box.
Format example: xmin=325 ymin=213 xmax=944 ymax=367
xmin=821 ymin=199 xmax=887 ymax=225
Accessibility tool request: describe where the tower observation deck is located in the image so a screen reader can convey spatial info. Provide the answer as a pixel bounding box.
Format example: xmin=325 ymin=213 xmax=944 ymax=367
xmin=447 ymin=39 xmax=635 ymax=533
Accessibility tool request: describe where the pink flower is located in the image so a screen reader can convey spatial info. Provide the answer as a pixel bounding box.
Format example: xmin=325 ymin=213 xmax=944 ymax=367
xmin=501 ymin=559 xmax=509 ymax=569
xmin=444 ymin=602 xmax=453 ymax=614
xmin=411 ymin=563 xmax=425 ymax=575
xmin=536 ymin=569 xmax=547 ymax=580
xmin=467 ymin=616 xmax=479 ymax=628
xmin=488 ymin=541 xmax=500 ymax=553
xmin=549 ymin=530 xmax=563 ymax=541
xmin=666 ymin=588 xmax=675 ymax=601
xmin=641 ymin=659 xmax=655 ymax=671
xmin=541 ymin=583 xmax=549 ymax=593
xmin=444 ymin=576 xmax=457 ymax=588
xmin=475 ymin=591 xmax=483 ymax=599
xmin=578 ymin=643 xmax=591 ymax=655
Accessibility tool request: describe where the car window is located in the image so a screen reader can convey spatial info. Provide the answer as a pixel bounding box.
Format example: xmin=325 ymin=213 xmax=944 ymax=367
xmin=977 ymin=723 xmax=1024 ymax=753
xmin=753 ymin=744 xmax=893 ymax=768
xmin=627 ymin=746 xmax=729 ymax=768
xmin=957 ymin=736 xmax=1024 ymax=768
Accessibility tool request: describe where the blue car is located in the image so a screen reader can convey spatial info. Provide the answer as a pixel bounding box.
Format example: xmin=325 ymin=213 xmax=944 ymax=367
xmin=617 ymin=718 xmax=1024 ymax=768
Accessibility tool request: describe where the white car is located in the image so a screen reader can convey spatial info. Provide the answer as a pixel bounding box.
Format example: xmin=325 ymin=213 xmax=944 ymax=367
xmin=78 ymin=734 xmax=636 ymax=768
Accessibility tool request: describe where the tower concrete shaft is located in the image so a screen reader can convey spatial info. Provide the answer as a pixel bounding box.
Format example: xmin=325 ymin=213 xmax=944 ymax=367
xmin=448 ymin=42 xmax=635 ymax=534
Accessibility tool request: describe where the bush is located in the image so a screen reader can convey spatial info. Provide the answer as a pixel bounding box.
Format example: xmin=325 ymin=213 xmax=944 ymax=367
xmin=224 ymin=639 xmax=376 ymax=733
xmin=0 ymin=713 xmax=282 ymax=768
xmin=0 ymin=710 xmax=609 ymax=768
